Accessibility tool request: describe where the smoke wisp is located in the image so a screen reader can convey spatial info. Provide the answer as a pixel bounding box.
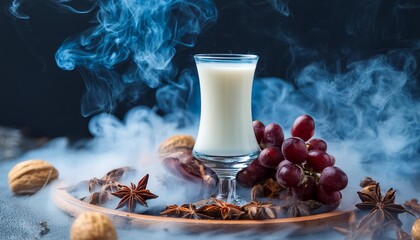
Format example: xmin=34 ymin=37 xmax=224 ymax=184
xmin=10 ymin=0 xmax=217 ymax=117
xmin=4 ymin=0 xmax=420 ymax=239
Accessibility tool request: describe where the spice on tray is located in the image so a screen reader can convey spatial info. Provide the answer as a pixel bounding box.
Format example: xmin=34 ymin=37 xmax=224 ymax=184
xmin=336 ymin=178 xmax=415 ymax=239
xmin=71 ymin=167 xmax=133 ymax=205
xmin=197 ymin=199 xmax=245 ymax=220
xmin=281 ymin=197 xmax=322 ymax=218
xmin=251 ymin=178 xmax=284 ymax=201
xmin=404 ymin=199 xmax=420 ymax=217
xmin=112 ymin=174 xmax=158 ymax=212
xmin=355 ymin=183 xmax=409 ymax=226
xmin=242 ymin=201 xmax=280 ymax=220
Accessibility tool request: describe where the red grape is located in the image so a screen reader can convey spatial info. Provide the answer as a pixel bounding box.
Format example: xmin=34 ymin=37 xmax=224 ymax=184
xmin=307 ymin=138 xmax=327 ymax=152
xmin=258 ymin=147 xmax=284 ymax=169
xmin=316 ymin=185 xmax=341 ymax=205
xmin=306 ymin=150 xmax=333 ymax=172
xmin=329 ymin=154 xmax=336 ymax=165
xmin=319 ymin=166 xmax=348 ymax=192
xmin=236 ymin=168 xmax=257 ymax=188
xmin=277 ymin=159 xmax=289 ymax=170
xmin=262 ymin=123 xmax=284 ymax=148
xmin=293 ymin=175 xmax=316 ymax=201
xmin=247 ymin=160 xmax=269 ymax=182
xmin=291 ymin=114 xmax=315 ymax=141
xmin=281 ymin=137 xmax=308 ymax=164
xmin=253 ymin=120 xmax=265 ymax=144
xmin=276 ymin=161 xmax=304 ymax=188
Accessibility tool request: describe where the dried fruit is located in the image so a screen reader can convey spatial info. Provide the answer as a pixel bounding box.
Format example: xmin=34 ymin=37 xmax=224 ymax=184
xmin=70 ymin=212 xmax=117 ymax=240
xmin=8 ymin=159 xmax=59 ymax=194
xmin=160 ymin=138 xmax=217 ymax=188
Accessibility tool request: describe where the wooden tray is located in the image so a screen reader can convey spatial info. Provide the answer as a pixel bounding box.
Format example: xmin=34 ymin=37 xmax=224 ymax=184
xmin=53 ymin=185 xmax=352 ymax=234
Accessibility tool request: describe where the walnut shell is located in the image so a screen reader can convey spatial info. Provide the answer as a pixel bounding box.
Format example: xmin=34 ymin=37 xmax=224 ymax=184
xmin=71 ymin=212 xmax=117 ymax=240
xmin=158 ymin=135 xmax=195 ymax=157
xmin=8 ymin=159 xmax=59 ymax=194
xmin=412 ymin=218 xmax=420 ymax=240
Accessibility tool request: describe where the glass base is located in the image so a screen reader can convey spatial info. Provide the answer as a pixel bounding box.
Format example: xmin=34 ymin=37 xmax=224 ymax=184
xmin=193 ymin=150 xmax=260 ymax=205
xmin=193 ymin=151 xmax=259 ymax=178
xmin=213 ymin=178 xmax=249 ymax=206
xmin=194 ymin=193 xmax=248 ymax=207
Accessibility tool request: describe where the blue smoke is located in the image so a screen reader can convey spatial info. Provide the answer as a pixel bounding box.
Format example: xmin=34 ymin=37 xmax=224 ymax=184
xmin=10 ymin=0 xmax=217 ymax=117
xmin=8 ymin=0 xmax=420 ymax=170
xmin=253 ymin=51 xmax=420 ymax=168
xmin=270 ymin=0 xmax=290 ymax=16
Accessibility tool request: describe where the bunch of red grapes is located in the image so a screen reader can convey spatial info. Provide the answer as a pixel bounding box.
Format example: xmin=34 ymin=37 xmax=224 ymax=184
xmin=237 ymin=114 xmax=348 ymax=208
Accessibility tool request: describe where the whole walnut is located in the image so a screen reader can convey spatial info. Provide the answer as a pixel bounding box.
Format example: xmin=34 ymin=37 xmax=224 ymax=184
xmin=158 ymin=135 xmax=195 ymax=157
xmin=8 ymin=159 xmax=59 ymax=194
xmin=412 ymin=218 xmax=420 ymax=240
xmin=71 ymin=212 xmax=117 ymax=240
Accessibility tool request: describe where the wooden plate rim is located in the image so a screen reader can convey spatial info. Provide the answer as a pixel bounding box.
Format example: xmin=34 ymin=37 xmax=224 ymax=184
xmin=53 ymin=184 xmax=352 ymax=226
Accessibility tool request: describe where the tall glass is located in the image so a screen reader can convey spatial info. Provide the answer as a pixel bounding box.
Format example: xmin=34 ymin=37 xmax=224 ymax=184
xmin=193 ymin=54 xmax=260 ymax=205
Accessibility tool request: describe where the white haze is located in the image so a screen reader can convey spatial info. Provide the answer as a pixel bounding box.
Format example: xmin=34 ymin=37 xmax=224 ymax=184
xmin=2 ymin=53 xmax=420 ymax=239
xmin=3 ymin=0 xmax=420 ymax=239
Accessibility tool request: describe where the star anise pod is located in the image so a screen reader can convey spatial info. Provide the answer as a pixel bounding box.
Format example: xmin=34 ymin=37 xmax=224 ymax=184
xmin=197 ymin=199 xmax=245 ymax=220
xmin=251 ymin=178 xmax=284 ymax=201
xmin=103 ymin=167 xmax=133 ymax=181
xmin=88 ymin=167 xmax=133 ymax=192
xmin=355 ymin=183 xmax=409 ymax=226
xmin=360 ymin=176 xmax=377 ymax=188
xmin=160 ymin=204 xmax=185 ymax=217
xmin=283 ymin=199 xmax=322 ymax=217
xmin=334 ymin=211 xmax=380 ymax=240
xmin=242 ymin=201 xmax=281 ymax=220
xmin=66 ymin=167 xmax=132 ymax=205
xmin=180 ymin=204 xmax=214 ymax=219
xmin=280 ymin=192 xmax=322 ymax=218
xmin=404 ymin=199 xmax=420 ymax=217
xmin=396 ymin=227 xmax=412 ymax=240
xmin=89 ymin=191 xmax=112 ymax=205
xmin=87 ymin=181 xmax=122 ymax=205
xmin=337 ymin=210 xmax=412 ymax=240
xmin=112 ymin=174 xmax=158 ymax=212
xmin=84 ymin=167 xmax=133 ymax=205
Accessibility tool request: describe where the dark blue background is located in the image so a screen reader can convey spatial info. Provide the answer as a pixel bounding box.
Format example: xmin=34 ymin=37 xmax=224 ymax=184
xmin=1 ymin=0 xmax=420 ymax=138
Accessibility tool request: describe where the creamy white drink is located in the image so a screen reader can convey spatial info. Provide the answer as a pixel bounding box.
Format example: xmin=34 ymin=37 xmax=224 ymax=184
xmin=194 ymin=60 xmax=260 ymax=157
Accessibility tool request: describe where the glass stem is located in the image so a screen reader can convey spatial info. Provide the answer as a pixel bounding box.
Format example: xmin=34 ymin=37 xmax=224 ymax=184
xmin=216 ymin=177 xmax=237 ymax=203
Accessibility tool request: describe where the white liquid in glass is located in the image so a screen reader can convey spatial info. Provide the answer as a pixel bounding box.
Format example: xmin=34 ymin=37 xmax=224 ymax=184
xmin=194 ymin=62 xmax=260 ymax=156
